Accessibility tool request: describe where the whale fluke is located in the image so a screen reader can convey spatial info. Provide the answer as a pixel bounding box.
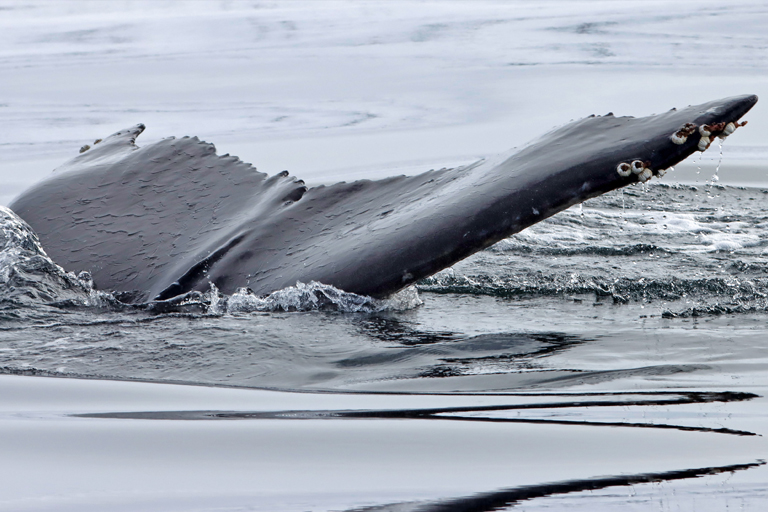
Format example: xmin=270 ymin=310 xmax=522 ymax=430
xmin=8 ymin=95 xmax=757 ymax=302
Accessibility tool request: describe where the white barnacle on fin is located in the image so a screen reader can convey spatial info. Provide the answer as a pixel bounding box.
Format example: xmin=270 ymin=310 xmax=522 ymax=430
xmin=670 ymin=133 xmax=687 ymax=144
xmin=670 ymin=122 xmax=697 ymax=145
xmin=698 ymin=125 xmax=711 ymax=137
xmin=638 ymin=168 xmax=653 ymax=183
xmin=698 ymin=135 xmax=712 ymax=151
xmin=616 ymin=162 xmax=632 ymax=177
xmin=631 ymin=160 xmax=644 ymax=175
xmin=717 ymin=120 xmax=746 ymax=139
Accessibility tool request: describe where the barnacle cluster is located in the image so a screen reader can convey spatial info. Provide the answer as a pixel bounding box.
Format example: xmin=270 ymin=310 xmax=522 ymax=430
xmin=670 ymin=123 xmax=698 ymax=145
xmin=670 ymin=121 xmax=747 ymax=152
xmin=617 ymin=118 xmax=749 ymax=183
xmin=697 ymin=121 xmax=747 ymax=151
xmin=615 ymin=160 xmax=660 ymax=183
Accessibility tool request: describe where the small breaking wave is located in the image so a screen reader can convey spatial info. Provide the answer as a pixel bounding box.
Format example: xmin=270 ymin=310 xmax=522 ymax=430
xmin=700 ymin=233 xmax=762 ymax=252
xmin=223 ymin=281 xmax=421 ymax=314
xmin=419 ymin=268 xmax=768 ymax=305
xmin=0 ymin=206 xmax=115 ymax=308
xmin=159 ymin=281 xmax=422 ymax=314
xmin=490 ymin=240 xmax=670 ymax=257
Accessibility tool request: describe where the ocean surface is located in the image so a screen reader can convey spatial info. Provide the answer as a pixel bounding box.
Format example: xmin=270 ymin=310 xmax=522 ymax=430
xmin=1 ymin=1 xmax=768 ymax=511
xmin=3 ymin=180 xmax=768 ymax=510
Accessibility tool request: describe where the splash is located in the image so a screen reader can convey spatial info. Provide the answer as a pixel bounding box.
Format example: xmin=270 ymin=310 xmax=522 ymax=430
xmin=225 ymin=281 xmax=422 ymax=314
xmin=0 ymin=206 xmax=114 ymax=307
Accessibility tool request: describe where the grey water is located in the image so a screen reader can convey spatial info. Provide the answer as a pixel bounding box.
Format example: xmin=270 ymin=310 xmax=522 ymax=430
xmin=3 ymin=181 xmax=768 ymax=510
xmin=3 ymin=182 xmax=768 ymax=392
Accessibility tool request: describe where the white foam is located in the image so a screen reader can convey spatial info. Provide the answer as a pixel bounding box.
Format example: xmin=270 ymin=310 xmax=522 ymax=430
xmin=223 ymin=281 xmax=421 ymax=314
xmin=701 ymin=233 xmax=761 ymax=252
xmin=0 ymin=205 xmax=115 ymax=306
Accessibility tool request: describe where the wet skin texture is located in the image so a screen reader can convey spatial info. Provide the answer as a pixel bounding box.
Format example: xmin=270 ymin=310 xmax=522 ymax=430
xmin=9 ymin=95 xmax=758 ymax=303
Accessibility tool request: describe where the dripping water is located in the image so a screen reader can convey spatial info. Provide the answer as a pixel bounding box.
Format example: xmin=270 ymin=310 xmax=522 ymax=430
xmin=695 ymin=151 xmax=702 ymax=176
xmin=715 ymin=137 xmax=724 ymax=178
xmin=619 ymin=188 xmax=627 ymax=229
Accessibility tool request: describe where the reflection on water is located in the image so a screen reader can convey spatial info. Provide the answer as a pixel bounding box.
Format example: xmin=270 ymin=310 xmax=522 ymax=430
xmin=349 ymin=461 xmax=766 ymax=512
xmin=78 ymin=390 xmax=758 ymax=436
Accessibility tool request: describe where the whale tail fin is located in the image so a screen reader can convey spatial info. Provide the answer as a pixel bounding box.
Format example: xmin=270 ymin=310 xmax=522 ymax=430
xmin=55 ymin=123 xmax=147 ymax=174
xmin=9 ymin=95 xmax=758 ymax=302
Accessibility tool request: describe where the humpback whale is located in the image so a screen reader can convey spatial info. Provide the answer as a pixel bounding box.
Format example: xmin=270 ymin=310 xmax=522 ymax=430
xmin=8 ymin=95 xmax=757 ymax=303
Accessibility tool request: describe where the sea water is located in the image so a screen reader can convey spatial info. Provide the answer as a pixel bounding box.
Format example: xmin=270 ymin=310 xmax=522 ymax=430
xmin=2 ymin=184 xmax=768 ymax=391
xmin=2 ymin=183 xmax=768 ymax=510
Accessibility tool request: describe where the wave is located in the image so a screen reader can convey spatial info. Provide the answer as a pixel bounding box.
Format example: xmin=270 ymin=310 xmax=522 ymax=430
xmin=0 ymin=205 xmax=113 ymax=307
xmin=490 ymin=241 xmax=671 ymax=257
xmin=151 ymin=281 xmax=422 ymax=314
xmin=662 ymin=302 xmax=768 ymax=318
xmin=418 ymin=269 xmax=768 ymax=305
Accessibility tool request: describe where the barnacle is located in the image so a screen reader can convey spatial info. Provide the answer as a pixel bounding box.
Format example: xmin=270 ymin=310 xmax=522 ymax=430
xmin=616 ymin=162 xmax=632 ymax=177
xmin=638 ymin=168 xmax=653 ymax=183
xmin=698 ymin=135 xmax=712 ymax=151
xmin=670 ymin=122 xmax=698 ymax=145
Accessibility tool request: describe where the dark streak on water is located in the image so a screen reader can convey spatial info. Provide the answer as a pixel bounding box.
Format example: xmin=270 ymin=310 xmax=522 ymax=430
xmin=76 ymin=390 xmax=759 ymax=436
xmin=350 ymin=461 xmax=766 ymax=512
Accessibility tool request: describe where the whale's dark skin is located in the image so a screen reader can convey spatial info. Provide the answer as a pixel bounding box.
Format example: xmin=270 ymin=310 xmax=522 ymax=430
xmin=8 ymin=95 xmax=758 ymax=303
